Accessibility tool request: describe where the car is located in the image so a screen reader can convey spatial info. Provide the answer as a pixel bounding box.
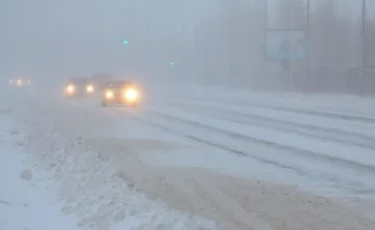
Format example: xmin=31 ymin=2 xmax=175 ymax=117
xmin=101 ymin=80 xmax=141 ymax=107
xmin=91 ymin=73 xmax=113 ymax=91
xmin=10 ymin=78 xmax=31 ymax=87
xmin=64 ymin=77 xmax=95 ymax=97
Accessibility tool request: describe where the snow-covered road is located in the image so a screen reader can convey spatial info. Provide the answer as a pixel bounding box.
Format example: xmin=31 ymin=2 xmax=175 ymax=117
xmin=155 ymin=84 xmax=375 ymax=120
xmin=2 ymin=84 xmax=375 ymax=230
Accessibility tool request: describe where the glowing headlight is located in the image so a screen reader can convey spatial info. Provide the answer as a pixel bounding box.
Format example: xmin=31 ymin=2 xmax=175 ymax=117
xmin=105 ymin=91 xmax=114 ymax=99
xmin=86 ymin=85 xmax=94 ymax=92
xmin=66 ymin=85 xmax=75 ymax=93
xmin=124 ymin=88 xmax=138 ymax=101
xmin=17 ymin=80 xmax=22 ymax=85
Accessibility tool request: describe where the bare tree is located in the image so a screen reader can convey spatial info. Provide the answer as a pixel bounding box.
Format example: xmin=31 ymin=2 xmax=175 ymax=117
xmin=191 ymin=1 xmax=264 ymax=88
xmin=218 ymin=1 xmax=264 ymax=87
xmin=276 ymin=0 xmax=306 ymax=29
xmin=308 ymin=0 xmax=358 ymax=93
xmin=365 ymin=18 xmax=375 ymax=94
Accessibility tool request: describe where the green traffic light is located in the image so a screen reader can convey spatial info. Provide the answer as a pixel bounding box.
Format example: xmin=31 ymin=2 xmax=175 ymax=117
xmin=170 ymin=62 xmax=175 ymax=66
xmin=123 ymin=40 xmax=128 ymax=44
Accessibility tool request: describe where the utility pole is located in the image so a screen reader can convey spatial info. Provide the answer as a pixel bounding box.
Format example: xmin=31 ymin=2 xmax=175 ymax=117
xmin=263 ymin=0 xmax=268 ymax=88
xmin=305 ymin=0 xmax=310 ymax=93
xmin=289 ymin=0 xmax=295 ymax=92
xmin=360 ymin=0 xmax=366 ymax=96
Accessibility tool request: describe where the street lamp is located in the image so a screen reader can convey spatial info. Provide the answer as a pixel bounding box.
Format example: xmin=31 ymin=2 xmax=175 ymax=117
xmin=360 ymin=0 xmax=366 ymax=96
xmin=305 ymin=0 xmax=311 ymax=93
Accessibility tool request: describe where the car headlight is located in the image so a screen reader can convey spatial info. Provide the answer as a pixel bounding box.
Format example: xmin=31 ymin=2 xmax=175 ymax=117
xmin=105 ymin=90 xmax=114 ymax=99
xmin=66 ymin=85 xmax=75 ymax=93
xmin=124 ymin=88 xmax=138 ymax=101
xmin=86 ymin=85 xmax=94 ymax=92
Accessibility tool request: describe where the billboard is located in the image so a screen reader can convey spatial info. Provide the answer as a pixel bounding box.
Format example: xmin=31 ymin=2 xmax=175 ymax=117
xmin=266 ymin=30 xmax=306 ymax=61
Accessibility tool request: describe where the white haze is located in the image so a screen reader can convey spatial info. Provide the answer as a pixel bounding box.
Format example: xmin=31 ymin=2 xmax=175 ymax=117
xmin=1 ymin=0 xmax=374 ymax=93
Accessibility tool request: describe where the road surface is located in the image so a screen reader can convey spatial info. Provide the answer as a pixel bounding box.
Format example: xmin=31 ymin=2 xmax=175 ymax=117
xmin=2 ymin=84 xmax=375 ymax=230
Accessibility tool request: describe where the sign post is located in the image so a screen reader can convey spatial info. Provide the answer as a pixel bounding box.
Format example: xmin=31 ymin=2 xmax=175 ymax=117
xmin=265 ymin=29 xmax=306 ymax=91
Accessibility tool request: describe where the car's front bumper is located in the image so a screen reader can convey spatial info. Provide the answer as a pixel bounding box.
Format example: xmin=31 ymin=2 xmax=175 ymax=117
xmin=65 ymin=90 xmax=94 ymax=97
xmin=102 ymin=96 xmax=138 ymax=106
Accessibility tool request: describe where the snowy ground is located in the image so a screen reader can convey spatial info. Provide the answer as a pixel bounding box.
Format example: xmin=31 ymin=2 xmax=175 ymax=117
xmin=2 ymin=83 xmax=375 ymax=230
xmin=0 ymin=110 xmax=80 ymax=230
xmin=152 ymin=83 xmax=375 ymax=119
xmin=0 ymin=87 xmax=218 ymax=230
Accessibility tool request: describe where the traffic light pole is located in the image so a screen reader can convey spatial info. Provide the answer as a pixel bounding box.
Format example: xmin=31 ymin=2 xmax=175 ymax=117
xmin=359 ymin=0 xmax=366 ymax=97
xmin=305 ymin=0 xmax=310 ymax=93
xmin=263 ymin=0 xmax=268 ymax=87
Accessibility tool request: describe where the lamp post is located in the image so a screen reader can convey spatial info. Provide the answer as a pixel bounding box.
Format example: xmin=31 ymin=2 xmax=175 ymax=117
xmin=305 ymin=0 xmax=310 ymax=93
xmin=359 ymin=0 xmax=366 ymax=96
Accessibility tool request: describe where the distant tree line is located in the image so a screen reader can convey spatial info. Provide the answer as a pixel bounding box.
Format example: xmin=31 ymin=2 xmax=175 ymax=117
xmin=170 ymin=0 xmax=375 ymax=95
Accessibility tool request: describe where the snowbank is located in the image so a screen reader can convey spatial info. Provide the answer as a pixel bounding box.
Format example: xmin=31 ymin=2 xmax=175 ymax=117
xmin=2 ymin=88 xmax=217 ymax=230
xmin=5 ymin=85 xmax=375 ymax=230
xmin=0 ymin=112 xmax=80 ymax=230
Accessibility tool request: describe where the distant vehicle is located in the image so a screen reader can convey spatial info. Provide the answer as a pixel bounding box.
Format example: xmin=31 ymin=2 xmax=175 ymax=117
xmin=64 ymin=77 xmax=95 ymax=97
xmin=9 ymin=78 xmax=31 ymax=87
xmin=91 ymin=73 xmax=113 ymax=91
xmin=101 ymin=80 xmax=141 ymax=107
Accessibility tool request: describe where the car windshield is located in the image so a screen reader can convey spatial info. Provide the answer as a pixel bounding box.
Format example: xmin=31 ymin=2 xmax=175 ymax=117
xmin=70 ymin=78 xmax=89 ymax=85
xmin=105 ymin=81 xmax=129 ymax=88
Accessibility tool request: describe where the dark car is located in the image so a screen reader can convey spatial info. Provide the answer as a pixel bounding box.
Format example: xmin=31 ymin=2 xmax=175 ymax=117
xmin=101 ymin=80 xmax=141 ymax=107
xmin=64 ymin=77 xmax=95 ymax=97
xmin=91 ymin=73 xmax=113 ymax=91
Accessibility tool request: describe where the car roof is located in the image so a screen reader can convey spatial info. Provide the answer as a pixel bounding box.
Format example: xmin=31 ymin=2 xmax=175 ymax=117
xmin=92 ymin=73 xmax=112 ymax=78
xmin=69 ymin=77 xmax=90 ymax=83
xmin=105 ymin=80 xmax=131 ymax=86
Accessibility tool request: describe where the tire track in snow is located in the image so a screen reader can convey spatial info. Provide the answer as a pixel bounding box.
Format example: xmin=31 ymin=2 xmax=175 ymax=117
xmin=55 ymin=97 xmax=375 ymax=199
xmin=165 ymin=100 xmax=375 ymax=150
xmin=130 ymin=115 xmax=308 ymax=176
xmin=104 ymin=108 xmax=375 ymax=199
xmin=170 ymin=95 xmax=375 ymax=124
xmin=143 ymin=108 xmax=375 ymax=173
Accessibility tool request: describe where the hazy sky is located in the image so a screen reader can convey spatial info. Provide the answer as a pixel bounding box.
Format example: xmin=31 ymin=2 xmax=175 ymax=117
xmin=0 ymin=0 xmax=373 ymax=79
xmin=0 ymin=0 xmax=209 ymax=78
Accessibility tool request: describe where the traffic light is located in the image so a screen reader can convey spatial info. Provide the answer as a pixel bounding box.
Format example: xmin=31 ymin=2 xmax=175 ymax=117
xmin=123 ymin=40 xmax=128 ymax=45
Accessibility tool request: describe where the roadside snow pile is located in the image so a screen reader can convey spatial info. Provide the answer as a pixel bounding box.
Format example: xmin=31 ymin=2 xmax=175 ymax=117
xmin=0 ymin=105 xmax=81 ymax=230
xmin=9 ymin=98 xmax=218 ymax=230
xmin=0 ymin=143 xmax=79 ymax=230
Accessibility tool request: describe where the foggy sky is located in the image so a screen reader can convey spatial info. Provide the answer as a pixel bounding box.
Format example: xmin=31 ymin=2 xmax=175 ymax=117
xmin=0 ymin=0 xmax=204 ymax=78
xmin=0 ymin=0 xmax=373 ymax=79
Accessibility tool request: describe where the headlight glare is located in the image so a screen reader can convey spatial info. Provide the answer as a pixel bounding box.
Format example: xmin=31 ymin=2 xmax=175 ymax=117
xmin=86 ymin=85 xmax=94 ymax=92
xmin=66 ymin=85 xmax=75 ymax=93
xmin=105 ymin=90 xmax=114 ymax=99
xmin=124 ymin=88 xmax=138 ymax=101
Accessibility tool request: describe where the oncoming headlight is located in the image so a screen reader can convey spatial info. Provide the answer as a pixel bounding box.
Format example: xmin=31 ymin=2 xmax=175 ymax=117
xmin=105 ymin=90 xmax=114 ymax=99
xmin=66 ymin=84 xmax=75 ymax=93
xmin=86 ymin=84 xmax=94 ymax=92
xmin=124 ymin=88 xmax=138 ymax=101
